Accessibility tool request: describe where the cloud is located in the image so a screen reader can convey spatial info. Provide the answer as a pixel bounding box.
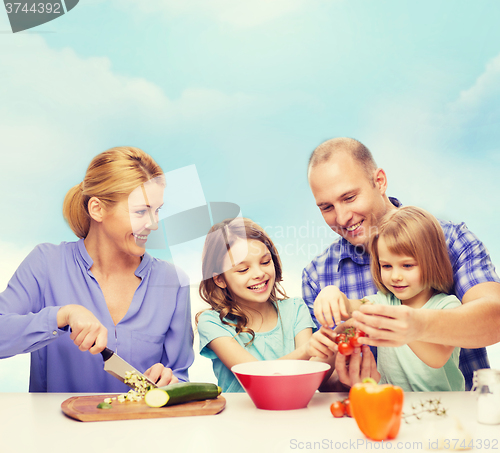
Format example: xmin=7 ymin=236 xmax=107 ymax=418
xmin=449 ymin=52 xmax=500 ymax=117
xmin=113 ymin=0 xmax=322 ymax=28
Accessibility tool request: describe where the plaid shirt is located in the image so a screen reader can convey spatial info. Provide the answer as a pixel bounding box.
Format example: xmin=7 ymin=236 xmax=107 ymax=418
xmin=302 ymin=198 xmax=500 ymax=390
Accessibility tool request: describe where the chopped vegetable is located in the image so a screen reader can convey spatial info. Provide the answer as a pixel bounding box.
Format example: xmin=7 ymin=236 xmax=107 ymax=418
xmin=96 ymin=402 xmax=113 ymax=409
xmin=98 ymin=371 xmax=153 ymax=407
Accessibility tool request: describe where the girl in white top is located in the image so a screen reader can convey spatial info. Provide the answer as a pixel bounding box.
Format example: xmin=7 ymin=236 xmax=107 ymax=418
xmin=313 ymin=206 xmax=465 ymax=391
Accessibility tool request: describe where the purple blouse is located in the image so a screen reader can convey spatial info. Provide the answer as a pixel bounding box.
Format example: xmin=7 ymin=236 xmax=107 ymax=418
xmin=0 ymin=239 xmax=194 ymax=392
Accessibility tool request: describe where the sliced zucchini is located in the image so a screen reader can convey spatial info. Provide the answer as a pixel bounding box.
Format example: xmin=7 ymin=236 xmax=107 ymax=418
xmin=144 ymin=388 xmax=170 ymax=408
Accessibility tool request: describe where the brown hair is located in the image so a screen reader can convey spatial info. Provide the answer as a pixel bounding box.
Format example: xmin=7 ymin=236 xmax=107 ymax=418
xmin=370 ymin=206 xmax=453 ymax=294
xmin=63 ymin=146 xmax=164 ymax=238
xmin=196 ymin=217 xmax=287 ymax=344
xmin=308 ymin=137 xmax=378 ymax=185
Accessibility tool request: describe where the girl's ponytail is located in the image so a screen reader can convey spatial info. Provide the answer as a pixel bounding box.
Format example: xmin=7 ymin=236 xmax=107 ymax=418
xmin=63 ymin=182 xmax=90 ymax=239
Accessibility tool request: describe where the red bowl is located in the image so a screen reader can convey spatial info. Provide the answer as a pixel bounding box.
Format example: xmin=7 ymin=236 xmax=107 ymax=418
xmin=231 ymin=360 xmax=331 ymax=410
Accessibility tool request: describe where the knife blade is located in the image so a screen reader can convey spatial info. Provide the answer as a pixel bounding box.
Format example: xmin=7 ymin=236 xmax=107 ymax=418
xmin=100 ymin=347 xmax=157 ymax=389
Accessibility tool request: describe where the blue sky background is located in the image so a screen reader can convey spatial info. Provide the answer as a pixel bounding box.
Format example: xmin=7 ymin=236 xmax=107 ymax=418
xmin=1 ymin=0 xmax=499 ymax=390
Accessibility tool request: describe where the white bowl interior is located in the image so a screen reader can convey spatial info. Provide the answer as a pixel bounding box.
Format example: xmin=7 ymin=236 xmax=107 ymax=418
xmin=231 ymin=360 xmax=330 ymax=377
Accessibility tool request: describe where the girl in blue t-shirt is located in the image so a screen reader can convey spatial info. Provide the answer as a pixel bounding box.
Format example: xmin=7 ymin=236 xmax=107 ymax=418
xmin=196 ymin=217 xmax=337 ymax=392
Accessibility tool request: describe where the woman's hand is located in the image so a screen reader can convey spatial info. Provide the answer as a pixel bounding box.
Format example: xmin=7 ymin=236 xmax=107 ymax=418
xmin=313 ymin=285 xmax=350 ymax=328
xmin=144 ymin=363 xmax=179 ymax=387
xmin=336 ymin=344 xmax=380 ymax=387
xmin=57 ymin=305 xmax=108 ymax=354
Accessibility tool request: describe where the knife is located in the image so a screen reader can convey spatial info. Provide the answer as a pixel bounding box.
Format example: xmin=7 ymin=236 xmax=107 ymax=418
xmin=100 ymin=347 xmax=157 ymax=389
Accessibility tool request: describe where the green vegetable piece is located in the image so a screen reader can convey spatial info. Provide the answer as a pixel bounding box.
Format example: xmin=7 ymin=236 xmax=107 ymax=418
xmin=96 ymin=402 xmax=113 ymax=409
xmin=157 ymin=382 xmax=222 ymax=406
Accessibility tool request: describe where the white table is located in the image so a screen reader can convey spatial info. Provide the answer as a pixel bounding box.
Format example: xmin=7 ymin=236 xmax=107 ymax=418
xmin=0 ymin=391 xmax=498 ymax=453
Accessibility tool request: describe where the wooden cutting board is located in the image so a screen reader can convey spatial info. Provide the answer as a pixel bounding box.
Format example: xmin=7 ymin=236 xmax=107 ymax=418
xmin=61 ymin=394 xmax=226 ymax=422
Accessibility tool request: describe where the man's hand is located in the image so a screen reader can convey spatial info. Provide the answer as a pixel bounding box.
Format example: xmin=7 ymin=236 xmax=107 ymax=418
xmin=351 ymin=303 xmax=426 ymax=347
xmin=336 ymin=344 xmax=380 ymax=387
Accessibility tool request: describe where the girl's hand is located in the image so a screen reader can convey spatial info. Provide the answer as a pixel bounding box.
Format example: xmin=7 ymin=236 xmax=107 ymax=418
xmin=57 ymin=305 xmax=108 ymax=354
xmin=306 ymin=326 xmax=338 ymax=359
xmin=313 ymin=285 xmax=350 ymax=328
xmin=144 ymin=364 xmax=179 ymax=387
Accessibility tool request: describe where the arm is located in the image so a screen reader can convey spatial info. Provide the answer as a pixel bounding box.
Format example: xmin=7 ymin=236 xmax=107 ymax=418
xmin=353 ymin=282 xmax=500 ymax=348
xmin=0 ymin=246 xmax=106 ymax=358
xmin=353 ymin=220 xmax=500 ymax=348
xmin=207 ymin=326 xmax=338 ymax=371
xmin=407 ymin=341 xmax=455 ymax=369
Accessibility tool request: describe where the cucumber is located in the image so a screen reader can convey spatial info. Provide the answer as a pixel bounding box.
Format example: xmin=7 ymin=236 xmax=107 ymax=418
xmin=144 ymin=388 xmax=170 ymax=408
xmin=146 ymin=382 xmax=221 ymax=407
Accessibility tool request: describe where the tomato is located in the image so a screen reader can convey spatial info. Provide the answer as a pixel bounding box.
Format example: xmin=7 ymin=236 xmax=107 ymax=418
xmin=338 ymin=342 xmax=354 ymax=356
xmin=349 ymin=332 xmax=363 ymax=348
xmin=343 ymin=399 xmax=352 ymax=417
xmin=330 ymin=401 xmax=346 ymax=418
xmin=348 ymin=329 xmax=367 ymax=348
xmin=334 ymin=333 xmax=346 ymax=344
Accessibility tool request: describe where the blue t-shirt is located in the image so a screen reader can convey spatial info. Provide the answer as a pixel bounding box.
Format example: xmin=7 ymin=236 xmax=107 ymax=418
xmin=0 ymin=239 xmax=194 ymax=392
xmin=198 ymin=297 xmax=316 ymax=392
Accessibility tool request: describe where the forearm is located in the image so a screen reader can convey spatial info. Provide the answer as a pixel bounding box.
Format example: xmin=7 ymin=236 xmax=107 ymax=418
xmin=407 ymin=340 xmax=455 ymax=368
xmin=279 ymin=343 xmax=312 ymax=361
xmin=418 ymin=299 xmax=500 ymax=348
xmin=0 ymin=307 xmax=64 ymax=357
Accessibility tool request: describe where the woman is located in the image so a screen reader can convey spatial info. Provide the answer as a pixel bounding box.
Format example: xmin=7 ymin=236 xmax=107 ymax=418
xmin=0 ymin=147 xmax=194 ymax=392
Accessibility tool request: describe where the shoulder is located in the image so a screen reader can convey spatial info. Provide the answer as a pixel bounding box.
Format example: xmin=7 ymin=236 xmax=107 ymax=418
xmin=198 ymin=309 xmax=222 ymax=323
xmin=148 ymin=256 xmax=190 ymax=287
xmin=438 ymin=219 xmax=483 ymax=249
xmin=427 ymin=293 xmax=461 ymax=309
xmin=21 ymin=241 xmax=76 ymax=267
xmin=279 ymin=297 xmax=307 ymax=308
xmin=197 ymin=310 xmax=235 ymax=336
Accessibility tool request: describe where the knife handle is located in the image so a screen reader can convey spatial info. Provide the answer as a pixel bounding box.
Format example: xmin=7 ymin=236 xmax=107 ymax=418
xmin=100 ymin=347 xmax=114 ymax=361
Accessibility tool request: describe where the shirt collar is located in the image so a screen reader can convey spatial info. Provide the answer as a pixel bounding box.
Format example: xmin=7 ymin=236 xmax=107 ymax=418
xmin=76 ymin=238 xmax=152 ymax=277
xmin=337 ymin=196 xmax=402 ymax=268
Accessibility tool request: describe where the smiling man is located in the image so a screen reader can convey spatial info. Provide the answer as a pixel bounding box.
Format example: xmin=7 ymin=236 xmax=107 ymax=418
xmin=302 ymin=137 xmax=500 ymax=390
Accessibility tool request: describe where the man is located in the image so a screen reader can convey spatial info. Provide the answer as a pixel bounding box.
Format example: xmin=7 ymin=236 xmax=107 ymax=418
xmin=302 ymin=137 xmax=500 ymax=390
